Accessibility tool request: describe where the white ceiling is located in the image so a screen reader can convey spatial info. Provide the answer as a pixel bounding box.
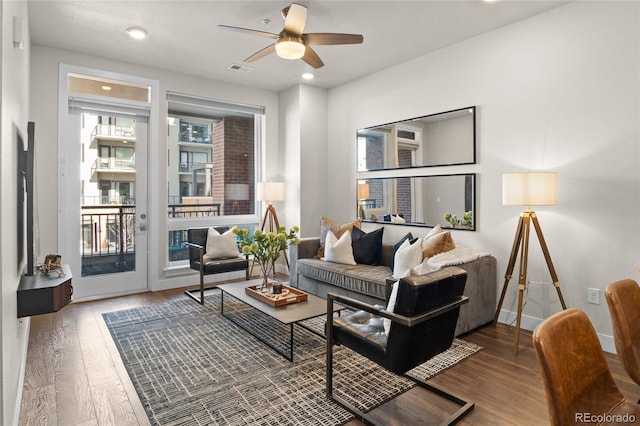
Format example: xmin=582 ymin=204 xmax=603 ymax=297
xmin=28 ymin=0 xmax=570 ymax=92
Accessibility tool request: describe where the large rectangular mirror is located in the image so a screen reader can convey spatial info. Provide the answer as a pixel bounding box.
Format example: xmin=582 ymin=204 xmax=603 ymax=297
xmin=356 ymin=106 xmax=476 ymax=171
xmin=356 ymin=174 xmax=475 ymax=230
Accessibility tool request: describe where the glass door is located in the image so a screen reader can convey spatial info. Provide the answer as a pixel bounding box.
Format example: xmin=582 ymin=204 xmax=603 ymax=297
xmin=62 ymin=107 xmax=149 ymax=299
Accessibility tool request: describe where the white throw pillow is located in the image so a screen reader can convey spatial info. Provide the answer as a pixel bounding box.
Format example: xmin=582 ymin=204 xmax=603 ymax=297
xmin=424 ymin=224 xmax=443 ymax=240
xmin=205 ymin=227 xmax=239 ymax=260
xmin=390 ymin=215 xmax=406 ymax=224
xmin=384 ymin=279 xmax=399 ymax=335
xmin=324 ymin=230 xmax=356 ymax=265
xmin=384 ymin=266 xmax=412 ymax=335
xmin=392 ymin=238 xmax=422 ymax=279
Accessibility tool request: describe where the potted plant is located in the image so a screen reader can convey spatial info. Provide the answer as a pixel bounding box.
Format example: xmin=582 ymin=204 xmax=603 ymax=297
xmin=234 ymin=226 xmax=300 ymax=291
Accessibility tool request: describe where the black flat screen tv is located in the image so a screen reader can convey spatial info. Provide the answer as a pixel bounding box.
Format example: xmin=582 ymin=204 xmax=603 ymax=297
xmin=18 ymin=121 xmax=35 ymax=276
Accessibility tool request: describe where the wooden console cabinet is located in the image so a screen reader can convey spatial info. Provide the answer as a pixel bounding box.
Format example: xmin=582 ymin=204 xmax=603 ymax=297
xmin=17 ymin=264 xmax=73 ymax=317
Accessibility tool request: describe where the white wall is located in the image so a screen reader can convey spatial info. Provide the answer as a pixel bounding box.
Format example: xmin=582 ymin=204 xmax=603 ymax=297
xmin=280 ymin=84 xmax=328 ymax=238
xmin=1 ymin=1 xmax=31 ymax=423
xmin=326 ymin=1 xmax=640 ymax=349
xmin=30 ymin=45 xmax=280 ymax=292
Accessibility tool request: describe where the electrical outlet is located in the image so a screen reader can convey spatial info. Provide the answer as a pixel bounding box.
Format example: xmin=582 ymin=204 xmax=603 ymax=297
xmin=587 ymin=288 xmax=600 ymax=305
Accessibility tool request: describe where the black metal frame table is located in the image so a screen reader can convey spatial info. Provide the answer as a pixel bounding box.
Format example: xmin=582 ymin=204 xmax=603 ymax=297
xmin=219 ymin=280 xmax=343 ymax=361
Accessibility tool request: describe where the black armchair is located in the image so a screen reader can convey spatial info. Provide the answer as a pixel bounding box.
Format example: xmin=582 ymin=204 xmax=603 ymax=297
xmin=184 ymin=227 xmax=249 ymax=304
xmin=326 ymin=266 xmax=473 ymax=425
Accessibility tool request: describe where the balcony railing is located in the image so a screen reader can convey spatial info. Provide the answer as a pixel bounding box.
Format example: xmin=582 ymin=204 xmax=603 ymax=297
xmin=92 ymin=123 xmax=136 ymax=139
xmin=94 ymin=157 xmax=136 ymax=171
xmin=81 ymin=205 xmax=136 ymax=257
xmin=81 ymin=203 xmax=223 ymax=257
xmin=168 ymin=203 xmax=221 ymax=218
xmin=179 ymin=161 xmax=210 ymax=173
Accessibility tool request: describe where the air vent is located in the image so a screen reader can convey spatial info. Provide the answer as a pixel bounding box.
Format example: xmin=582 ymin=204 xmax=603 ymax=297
xmin=228 ymin=64 xmax=254 ymax=73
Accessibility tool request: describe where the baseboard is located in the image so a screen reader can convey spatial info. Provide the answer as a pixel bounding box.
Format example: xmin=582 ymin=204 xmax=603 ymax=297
xmin=14 ymin=317 xmax=31 ymax=426
xmin=496 ymin=309 xmax=616 ymax=354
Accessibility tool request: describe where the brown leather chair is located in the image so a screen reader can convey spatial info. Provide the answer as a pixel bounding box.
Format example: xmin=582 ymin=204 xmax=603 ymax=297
xmin=605 ymin=279 xmax=640 ymax=400
xmin=533 ymin=308 xmax=640 ymax=426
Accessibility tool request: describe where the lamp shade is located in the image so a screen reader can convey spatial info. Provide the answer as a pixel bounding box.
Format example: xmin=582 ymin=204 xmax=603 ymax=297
xmin=357 ymin=183 xmax=370 ymax=200
xmin=503 ymin=172 xmax=557 ymax=206
xmin=257 ymin=182 xmax=285 ymax=202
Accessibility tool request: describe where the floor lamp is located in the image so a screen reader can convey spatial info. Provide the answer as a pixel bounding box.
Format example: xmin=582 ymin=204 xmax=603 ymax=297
xmin=253 ymin=182 xmax=288 ymax=275
xmin=493 ymin=172 xmax=567 ymax=355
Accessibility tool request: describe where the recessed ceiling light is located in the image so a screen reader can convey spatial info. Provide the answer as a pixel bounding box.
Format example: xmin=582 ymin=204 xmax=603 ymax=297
xmin=101 ymin=85 xmax=112 ymax=91
xmin=126 ymin=26 xmax=147 ymax=40
xmin=302 ymin=73 xmax=314 ymax=80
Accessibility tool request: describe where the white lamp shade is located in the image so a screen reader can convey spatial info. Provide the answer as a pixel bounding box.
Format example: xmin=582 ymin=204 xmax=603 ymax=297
xmin=503 ymin=172 xmax=557 ymax=206
xmin=225 ymin=183 xmax=249 ymax=201
xmin=357 ymin=183 xmax=370 ymax=200
xmin=257 ymin=182 xmax=285 ymax=202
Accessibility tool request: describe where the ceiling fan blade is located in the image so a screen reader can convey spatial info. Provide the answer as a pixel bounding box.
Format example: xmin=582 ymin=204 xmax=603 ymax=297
xmin=244 ymin=44 xmax=276 ymax=63
xmin=304 ymin=33 xmax=364 ymax=46
xmin=302 ymin=46 xmax=324 ymax=69
xmin=218 ymin=25 xmax=279 ymax=39
xmin=283 ymin=3 xmax=307 ymax=35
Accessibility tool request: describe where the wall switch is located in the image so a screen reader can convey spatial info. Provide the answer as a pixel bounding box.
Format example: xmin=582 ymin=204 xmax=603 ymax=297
xmin=587 ymin=288 xmax=600 ymax=305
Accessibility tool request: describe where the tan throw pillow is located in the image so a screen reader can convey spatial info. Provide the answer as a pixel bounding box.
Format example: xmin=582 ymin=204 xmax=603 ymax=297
xmin=317 ymin=217 xmax=361 ymax=258
xmin=422 ymin=231 xmax=455 ymax=259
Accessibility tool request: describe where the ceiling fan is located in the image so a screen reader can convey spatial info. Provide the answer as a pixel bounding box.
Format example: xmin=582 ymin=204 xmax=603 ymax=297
xmin=218 ymin=3 xmax=363 ymax=69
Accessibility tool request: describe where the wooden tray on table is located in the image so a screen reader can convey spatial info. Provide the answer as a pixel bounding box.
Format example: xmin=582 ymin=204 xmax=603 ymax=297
xmin=244 ymin=284 xmax=308 ymax=307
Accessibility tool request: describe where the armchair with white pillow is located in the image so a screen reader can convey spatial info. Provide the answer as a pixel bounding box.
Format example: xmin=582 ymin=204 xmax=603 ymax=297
xmin=184 ymin=226 xmax=249 ymax=304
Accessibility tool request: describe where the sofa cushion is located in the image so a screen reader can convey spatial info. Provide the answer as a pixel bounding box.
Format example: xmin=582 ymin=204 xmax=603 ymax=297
xmin=390 ymin=232 xmax=413 ymax=271
xmin=351 ymin=227 xmax=384 ymax=265
xmin=422 ymin=231 xmax=455 ymax=258
xmin=297 ymin=258 xmax=392 ymax=300
xmin=324 ymin=230 xmax=356 ymax=265
xmin=392 ymin=238 xmax=422 ymax=279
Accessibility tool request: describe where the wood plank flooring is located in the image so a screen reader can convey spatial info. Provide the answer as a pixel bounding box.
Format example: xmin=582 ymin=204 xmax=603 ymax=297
xmin=18 ymin=286 xmax=639 ymax=426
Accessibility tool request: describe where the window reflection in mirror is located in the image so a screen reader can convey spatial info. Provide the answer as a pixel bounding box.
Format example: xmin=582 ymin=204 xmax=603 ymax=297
xmin=356 ymin=106 xmax=476 ymax=171
xmin=357 ymin=174 xmax=475 ymax=231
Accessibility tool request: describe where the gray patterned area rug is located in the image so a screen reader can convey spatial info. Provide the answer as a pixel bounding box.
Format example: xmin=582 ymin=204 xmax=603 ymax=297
xmin=102 ymin=290 xmax=481 ymax=426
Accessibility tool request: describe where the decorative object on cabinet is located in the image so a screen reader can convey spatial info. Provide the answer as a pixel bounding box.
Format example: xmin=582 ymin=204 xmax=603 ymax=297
xmin=494 ymin=171 xmax=567 ymax=355
xmin=356 ymin=174 xmax=475 ymax=230
xmin=356 ymin=106 xmax=475 ymax=172
xmin=18 ymin=264 xmax=73 ymax=317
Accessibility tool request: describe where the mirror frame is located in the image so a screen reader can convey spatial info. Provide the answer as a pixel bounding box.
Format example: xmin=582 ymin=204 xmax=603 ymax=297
xmin=356 ymin=106 xmax=476 ymax=172
xmin=356 ymin=173 xmax=476 ymax=231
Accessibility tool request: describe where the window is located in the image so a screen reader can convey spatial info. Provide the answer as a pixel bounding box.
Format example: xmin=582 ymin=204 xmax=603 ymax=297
xmin=166 ymin=92 xmax=264 ymax=265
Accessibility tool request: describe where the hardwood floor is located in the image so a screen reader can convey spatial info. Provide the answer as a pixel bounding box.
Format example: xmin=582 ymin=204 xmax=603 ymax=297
xmin=18 ymin=287 xmax=638 ymax=426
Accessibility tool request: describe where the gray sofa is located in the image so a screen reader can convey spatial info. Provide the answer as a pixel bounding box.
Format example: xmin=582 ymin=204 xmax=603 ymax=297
xmin=290 ymin=237 xmax=497 ymax=336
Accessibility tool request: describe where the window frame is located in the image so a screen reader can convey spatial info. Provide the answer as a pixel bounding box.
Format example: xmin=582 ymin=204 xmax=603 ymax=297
xmin=165 ymin=92 xmax=265 ymax=269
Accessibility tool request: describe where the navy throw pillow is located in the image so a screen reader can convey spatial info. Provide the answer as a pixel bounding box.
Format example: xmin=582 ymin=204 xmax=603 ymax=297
xmin=351 ymin=227 xmax=384 ymax=265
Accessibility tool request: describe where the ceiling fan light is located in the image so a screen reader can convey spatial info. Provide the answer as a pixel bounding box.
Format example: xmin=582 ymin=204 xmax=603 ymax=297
xmin=275 ymin=36 xmax=305 ymax=60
